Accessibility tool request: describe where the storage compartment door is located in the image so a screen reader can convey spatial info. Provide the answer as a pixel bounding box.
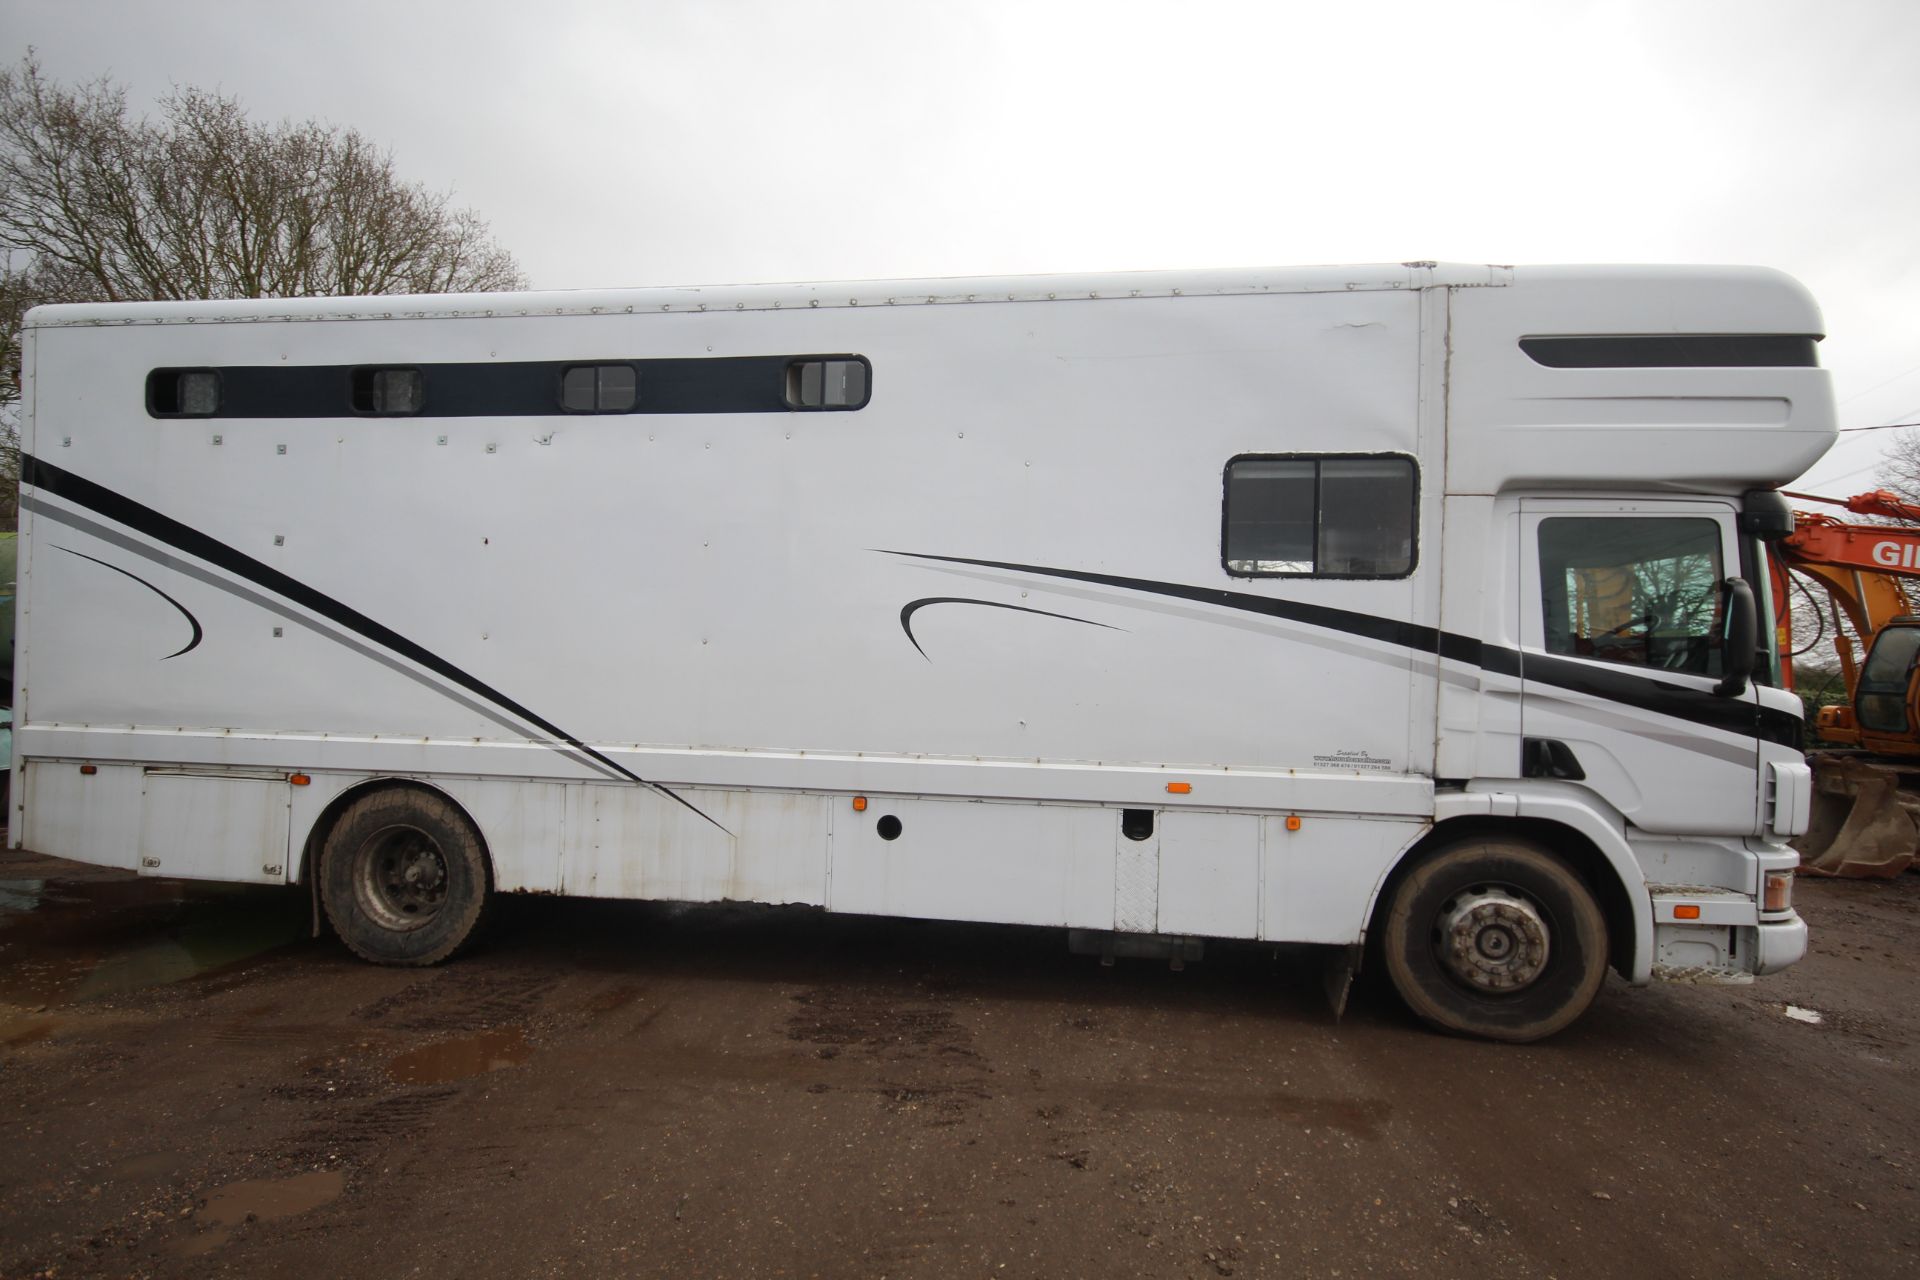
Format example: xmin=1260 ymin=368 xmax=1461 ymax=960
xmin=138 ymin=770 xmax=292 ymax=884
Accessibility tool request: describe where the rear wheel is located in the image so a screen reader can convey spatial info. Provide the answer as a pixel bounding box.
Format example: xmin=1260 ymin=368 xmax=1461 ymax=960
xmin=319 ymin=787 xmax=490 ymax=966
xmin=1381 ymin=838 xmax=1608 ymax=1043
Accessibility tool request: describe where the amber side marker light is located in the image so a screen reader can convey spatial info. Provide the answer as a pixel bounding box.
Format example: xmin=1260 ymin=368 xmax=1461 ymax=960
xmin=1285 ymin=815 xmax=1303 ymax=832
xmin=289 ymin=773 xmax=311 ymax=786
xmin=1673 ymin=904 xmax=1701 ymax=920
xmin=1764 ymin=870 xmax=1794 ymax=913
xmin=1166 ymin=782 xmax=1192 ymax=795
xmin=78 ymin=764 xmax=97 ymax=776
xmin=852 ymin=796 xmax=868 ymax=812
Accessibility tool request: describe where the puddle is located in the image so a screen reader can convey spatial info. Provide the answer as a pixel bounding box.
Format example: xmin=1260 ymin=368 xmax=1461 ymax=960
xmin=0 ymin=875 xmax=307 ymax=1006
xmin=175 ymin=1169 xmax=345 ymax=1257
xmin=387 ymin=1027 xmax=532 ymax=1085
xmin=578 ymin=983 xmax=644 ymax=1018
xmin=1269 ymin=1093 xmax=1390 ymax=1141
xmin=0 ymin=1012 xmax=69 ymax=1047
xmin=0 ymin=878 xmax=47 ymax=913
xmin=115 ymin=1149 xmax=188 ymax=1179
xmin=1782 ymin=1004 xmax=1825 ymax=1025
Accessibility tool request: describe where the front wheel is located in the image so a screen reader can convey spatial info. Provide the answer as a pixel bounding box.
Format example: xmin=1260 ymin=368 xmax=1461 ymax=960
xmin=319 ymin=787 xmax=491 ymax=966
xmin=1381 ymin=839 xmax=1608 ymax=1043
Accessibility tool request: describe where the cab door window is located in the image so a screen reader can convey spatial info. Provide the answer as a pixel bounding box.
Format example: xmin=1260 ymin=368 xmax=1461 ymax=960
xmin=1538 ymin=517 xmax=1724 ymax=676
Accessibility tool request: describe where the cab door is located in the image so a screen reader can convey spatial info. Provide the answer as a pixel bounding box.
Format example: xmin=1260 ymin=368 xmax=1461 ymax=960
xmin=1517 ymin=499 xmax=1761 ymax=836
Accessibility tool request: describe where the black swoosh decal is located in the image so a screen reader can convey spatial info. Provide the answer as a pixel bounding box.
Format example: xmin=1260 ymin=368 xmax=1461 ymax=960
xmin=884 ymin=549 xmax=1483 ymax=665
xmin=23 ymin=454 xmax=730 ymax=833
xmin=899 ymin=596 xmax=1120 ymax=661
xmin=883 ymin=550 xmax=1800 ymax=748
xmin=54 ymin=546 xmax=204 ymax=659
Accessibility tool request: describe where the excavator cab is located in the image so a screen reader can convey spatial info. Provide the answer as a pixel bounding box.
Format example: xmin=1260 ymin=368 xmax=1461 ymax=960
xmin=1815 ymin=616 xmax=1920 ymax=755
xmin=1799 ymin=617 xmax=1920 ymax=876
xmin=1773 ymin=491 xmax=1920 ymax=876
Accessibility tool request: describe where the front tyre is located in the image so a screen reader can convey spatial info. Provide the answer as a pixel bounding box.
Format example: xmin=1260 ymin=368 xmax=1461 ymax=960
xmin=1381 ymin=839 xmax=1608 ymax=1043
xmin=319 ymin=787 xmax=491 ymax=966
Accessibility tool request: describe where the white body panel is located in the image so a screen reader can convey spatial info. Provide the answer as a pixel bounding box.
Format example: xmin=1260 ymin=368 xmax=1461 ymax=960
xmin=11 ymin=263 xmax=1834 ymax=971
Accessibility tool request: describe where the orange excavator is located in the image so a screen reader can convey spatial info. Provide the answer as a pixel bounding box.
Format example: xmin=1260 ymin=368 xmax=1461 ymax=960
xmin=1773 ymin=488 xmax=1920 ymax=875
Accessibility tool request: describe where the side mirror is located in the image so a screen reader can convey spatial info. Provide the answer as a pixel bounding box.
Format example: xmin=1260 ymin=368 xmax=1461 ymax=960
xmin=1738 ymin=489 xmax=1795 ymax=541
xmin=1715 ymin=577 xmax=1757 ymax=697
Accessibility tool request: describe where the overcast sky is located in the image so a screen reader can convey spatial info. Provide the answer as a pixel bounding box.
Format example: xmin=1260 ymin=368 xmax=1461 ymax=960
xmin=6 ymin=0 xmax=1916 ymax=490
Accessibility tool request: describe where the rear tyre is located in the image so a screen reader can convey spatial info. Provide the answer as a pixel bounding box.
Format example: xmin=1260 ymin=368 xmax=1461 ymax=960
xmin=319 ymin=787 xmax=490 ymax=966
xmin=1381 ymin=838 xmax=1608 ymax=1043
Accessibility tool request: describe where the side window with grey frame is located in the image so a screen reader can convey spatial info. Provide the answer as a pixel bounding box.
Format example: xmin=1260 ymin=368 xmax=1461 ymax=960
xmin=1223 ymin=455 xmax=1417 ymax=577
xmin=560 ymin=363 xmax=638 ymax=413
xmin=147 ymin=369 xmax=222 ymax=417
xmin=785 ymin=357 xmax=869 ymax=409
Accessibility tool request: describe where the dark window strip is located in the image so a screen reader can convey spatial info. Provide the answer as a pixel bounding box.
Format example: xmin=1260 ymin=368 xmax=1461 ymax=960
xmin=1519 ymin=335 xmax=1821 ymax=369
xmin=142 ymin=355 xmax=867 ymax=419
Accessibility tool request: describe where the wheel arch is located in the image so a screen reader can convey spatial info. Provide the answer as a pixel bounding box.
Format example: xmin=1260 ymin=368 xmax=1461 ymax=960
xmin=294 ymin=776 xmax=495 ymax=893
xmin=1367 ymin=812 xmax=1646 ymax=982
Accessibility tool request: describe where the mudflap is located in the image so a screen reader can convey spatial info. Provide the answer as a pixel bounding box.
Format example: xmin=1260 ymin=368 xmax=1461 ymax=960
xmin=1322 ymin=943 xmax=1363 ymax=1022
xmin=1796 ymin=755 xmax=1919 ymax=878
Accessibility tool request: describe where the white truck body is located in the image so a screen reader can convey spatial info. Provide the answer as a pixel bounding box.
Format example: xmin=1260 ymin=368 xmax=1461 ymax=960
xmin=10 ymin=262 xmax=1831 ymax=1008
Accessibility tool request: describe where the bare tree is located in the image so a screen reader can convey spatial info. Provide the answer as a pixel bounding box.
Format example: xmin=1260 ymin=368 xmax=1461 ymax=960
xmin=1879 ymin=428 xmax=1920 ymax=520
xmin=0 ymin=56 xmax=526 ymax=304
xmin=0 ymin=54 xmax=526 ymax=424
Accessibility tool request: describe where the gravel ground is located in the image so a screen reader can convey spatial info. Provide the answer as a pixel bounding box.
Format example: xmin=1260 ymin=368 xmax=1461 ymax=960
xmin=1 ymin=849 xmax=1915 ymax=1279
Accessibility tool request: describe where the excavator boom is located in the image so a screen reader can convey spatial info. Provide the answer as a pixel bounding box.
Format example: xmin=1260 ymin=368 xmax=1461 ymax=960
xmin=1774 ymin=491 xmax=1920 ymax=875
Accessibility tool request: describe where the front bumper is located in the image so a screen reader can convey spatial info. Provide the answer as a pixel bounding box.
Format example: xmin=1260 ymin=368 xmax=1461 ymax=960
xmin=1753 ymin=911 xmax=1809 ymax=976
xmin=1647 ymin=893 xmax=1808 ymax=984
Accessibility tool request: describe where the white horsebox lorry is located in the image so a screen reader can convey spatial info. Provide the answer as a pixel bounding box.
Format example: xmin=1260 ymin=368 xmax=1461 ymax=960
xmin=10 ymin=262 xmax=1832 ymax=1040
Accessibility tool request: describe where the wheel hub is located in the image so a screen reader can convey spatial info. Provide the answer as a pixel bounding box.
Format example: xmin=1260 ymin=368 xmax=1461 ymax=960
xmin=1438 ymin=888 xmax=1550 ymax=992
xmin=355 ymin=827 xmax=450 ymax=931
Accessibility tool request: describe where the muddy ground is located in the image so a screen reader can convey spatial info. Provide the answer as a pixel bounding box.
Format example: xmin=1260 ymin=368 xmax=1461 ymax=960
xmin=0 ymin=851 xmax=1915 ymax=1280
